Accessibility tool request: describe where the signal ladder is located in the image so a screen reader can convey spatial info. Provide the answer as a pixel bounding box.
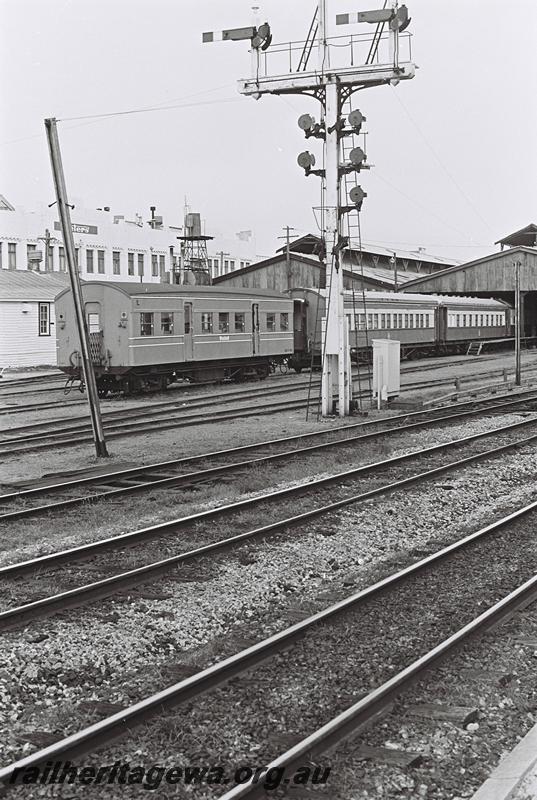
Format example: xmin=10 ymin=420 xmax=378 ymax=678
xmin=340 ymin=95 xmax=372 ymax=400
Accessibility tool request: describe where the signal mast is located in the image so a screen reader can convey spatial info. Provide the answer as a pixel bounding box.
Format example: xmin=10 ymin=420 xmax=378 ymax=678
xmin=204 ymin=1 xmax=415 ymax=416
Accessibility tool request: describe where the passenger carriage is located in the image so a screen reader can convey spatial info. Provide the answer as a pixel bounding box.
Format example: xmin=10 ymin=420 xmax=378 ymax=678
xmin=289 ymin=289 xmax=512 ymax=369
xmin=55 ymin=282 xmax=294 ymax=394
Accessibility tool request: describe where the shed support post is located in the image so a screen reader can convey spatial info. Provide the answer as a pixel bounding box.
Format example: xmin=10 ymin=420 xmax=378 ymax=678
xmin=515 ymin=261 xmax=521 ymax=387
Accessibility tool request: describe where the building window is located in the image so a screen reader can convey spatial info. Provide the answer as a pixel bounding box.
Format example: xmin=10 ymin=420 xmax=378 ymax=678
xmin=151 ymin=254 xmax=158 ymax=277
xmin=280 ymin=312 xmax=289 ymax=331
xmin=266 ymin=313 xmax=276 ymax=331
xmin=240 ymin=261 xmax=245 ymax=269
xmin=161 ymin=313 xmax=174 ymax=334
xmin=97 ymin=250 xmax=105 ymax=274
xmin=159 ymin=255 xmax=165 ymax=276
xmin=48 ymin=246 xmax=54 ymax=270
xmin=8 ymin=243 xmax=16 ymax=269
xmin=235 ymin=312 xmax=245 ymax=332
xmin=128 ymin=253 xmax=135 ymax=275
xmin=86 ymin=250 xmax=94 ymax=273
xmin=138 ymin=253 xmax=144 ymax=277
xmin=75 ymin=248 xmax=80 ymax=272
xmin=229 ymin=260 xmax=235 ymax=270
xmin=218 ymin=312 xmax=229 ymax=333
xmin=0 ymin=242 xmax=2 ymax=269
xmin=38 ymin=303 xmax=51 ymax=336
xmin=140 ymin=312 xmax=153 ymax=336
xmin=201 ymin=312 xmax=213 ymax=333
xmin=59 ymin=247 xmax=66 ymax=272
xmin=113 ymin=251 xmax=121 ymax=275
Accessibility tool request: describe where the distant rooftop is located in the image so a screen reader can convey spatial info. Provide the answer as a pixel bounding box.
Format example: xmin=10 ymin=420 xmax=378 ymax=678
xmin=0 ymin=269 xmax=72 ymax=301
xmin=495 ymin=224 xmax=537 ymax=249
xmin=277 ymin=233 xmax=460 ymax=267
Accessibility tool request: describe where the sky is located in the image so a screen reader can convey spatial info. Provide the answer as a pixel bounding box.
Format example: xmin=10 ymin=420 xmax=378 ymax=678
xmin=1 ymin=0 xmax=536 ymax=262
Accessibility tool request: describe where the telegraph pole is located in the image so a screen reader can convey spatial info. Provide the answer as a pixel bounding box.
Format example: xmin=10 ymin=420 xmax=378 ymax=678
xmin=45 ymin=118 xmax=108 ymax=458
xmin=204 ymin=0 xmax=415 ymax=415
xmin=277 ymin=226 xmax=299 ymax=290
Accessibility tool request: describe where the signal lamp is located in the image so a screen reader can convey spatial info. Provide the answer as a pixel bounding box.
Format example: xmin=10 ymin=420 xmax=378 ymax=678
xmin=349 ymin=185 xmax=367 ymax=210
xmin=298 ymin=113 xmax=315 ymax=132
xmin=252 ymin=22 xmax=272 ymax=50
xmin=390 ymin=5 xmax=411 ymax=32
xmin=348 ymin=109 xmax=366 ymax=132
xmin=297 ymin=151 xmax=316 ymax=170
xmin=349 ymin=147 xmax=366 ymax=166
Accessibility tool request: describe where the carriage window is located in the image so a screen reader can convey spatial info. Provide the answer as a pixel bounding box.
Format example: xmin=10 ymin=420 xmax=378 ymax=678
xmin=161 ymin=313 xmax=174 ymax=335
xmin=409 ymin=314 xmax=414 ymax=329
xmin=201 ymin=312 xmax=213 ymax=333
xmin=373 ymin=314 xmax=379 ymax=329
xmin=140 ymin=312 xmax=154 ymax=336
xmin=367 ymin=313 xmax=372 ymax=329
xmin=386 ymin=314 xmax=391 ymax=329
xmin=404 ymin=314 xmax=409 ymax=328
xmin=479 ymin=314 xmax=483 ymax=326
xmin=218 ymin=312 xmax=229 ymax=333
xmin=235 ymin=313 xmax=245 ymax=332
xmin=358 ymin=314 xmax=366 ymax=331
xmin=87 ymin=313 xmax=100 ymax=334
xmin=455 ymin=314 xmax=460 ymax=327
xmin=462 ymin=314 xmax=466 ymax=327
xmin=380 ymin=314 xmax=385 ymax=329
xmin=266 ymin=313 xmax=276 ymax=331
xmin=280 ymin=312 xmax=289 ymax=331
xmin=398 ymin=313 xmax=403 ymax=328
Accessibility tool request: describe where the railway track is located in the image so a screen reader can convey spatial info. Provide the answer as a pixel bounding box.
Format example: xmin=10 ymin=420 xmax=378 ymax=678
xmin=2 ymin=389 xmax=537 ymax=521
xmin=1 ymin=412 xmax=537 ymax=629
xmin=2 ymin=364 xmax=537 ymax=457
xmin=2 ymin=498 xmax=537 ymax=789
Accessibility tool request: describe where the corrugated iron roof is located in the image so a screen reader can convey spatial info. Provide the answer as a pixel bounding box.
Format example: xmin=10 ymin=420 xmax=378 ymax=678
xmin=0 ymin=269 xmax=72 ymax=301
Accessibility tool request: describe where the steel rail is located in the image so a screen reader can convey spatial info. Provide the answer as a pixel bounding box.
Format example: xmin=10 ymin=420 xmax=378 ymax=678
xmin=0 ymin=380 xmax=314 ymax=438
xmin=2 ymin=422 xmax=537 ymax=628
xmin=3 ymin=373 xmax=536 ymax=458
xmin=2 ymin=499 xmax=537 ymax=784
xmin=219 ymin=572 xmax=537 ymax=799
xmin=0 ymin=397 xmax=316 ymax=456
xmin=2 ymin=386 xmax=536 ymax=503
xmin=2 ymin=413 xmax=537 ymax=577
xmin=1 ymin=392 xmax=537 ymax=522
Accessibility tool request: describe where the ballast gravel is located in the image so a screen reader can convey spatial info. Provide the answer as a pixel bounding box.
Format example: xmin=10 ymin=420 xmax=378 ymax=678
xmin=1 ymin=420 xmax=537 ymax=770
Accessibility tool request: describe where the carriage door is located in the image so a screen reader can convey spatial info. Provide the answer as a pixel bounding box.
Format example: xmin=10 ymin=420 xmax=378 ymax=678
xmin=183 ymin=302 xmax=193 ymax=360
xmin=251 ymin=303 xmax=260 ymax=354
xmin=85 ymin=303 xmax=104 ymax=364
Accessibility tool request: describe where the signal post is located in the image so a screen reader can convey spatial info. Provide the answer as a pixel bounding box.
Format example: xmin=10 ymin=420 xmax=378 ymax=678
xmin=204 ymin=1 xmax=415 ymax=416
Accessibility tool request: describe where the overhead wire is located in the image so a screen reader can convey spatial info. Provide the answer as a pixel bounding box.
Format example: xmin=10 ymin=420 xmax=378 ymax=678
xmin=390 ymin=88 xmax=495 ymax=237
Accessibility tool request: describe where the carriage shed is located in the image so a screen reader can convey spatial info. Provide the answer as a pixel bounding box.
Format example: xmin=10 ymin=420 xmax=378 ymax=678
xmin=212 ymin=251 xmax=425 ymax=293
xmin=0 ymin=269 xmax=71 ymax=368
xmin=401 ymin=247 xmax=537 ymax=338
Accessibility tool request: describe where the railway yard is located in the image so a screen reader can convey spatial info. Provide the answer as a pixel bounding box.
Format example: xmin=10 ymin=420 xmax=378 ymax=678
xmin=1 ymin=349 xmax=537 ymax=799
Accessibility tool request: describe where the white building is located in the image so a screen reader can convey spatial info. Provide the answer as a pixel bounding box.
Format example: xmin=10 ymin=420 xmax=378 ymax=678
xmin=0 ymin=270 xmax=71 ymax=368
xmin=0 ymin=196 xmax=260 ymax=283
